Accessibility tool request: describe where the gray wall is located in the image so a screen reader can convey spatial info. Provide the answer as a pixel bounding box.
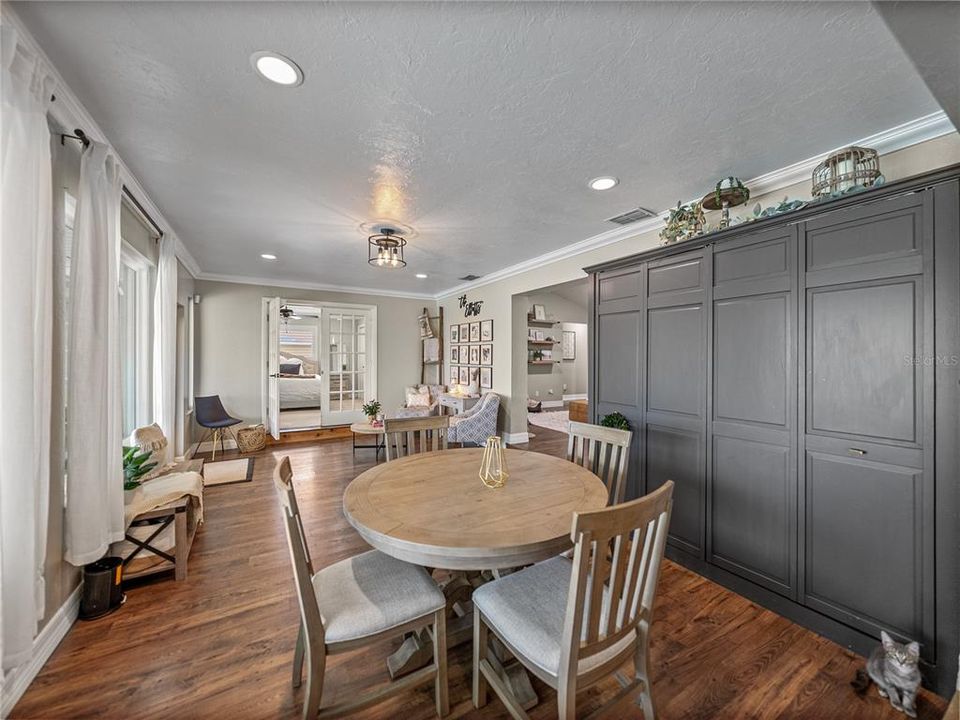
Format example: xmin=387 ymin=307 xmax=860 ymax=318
xmin=193 ymin=279 xmax=429 ymax=428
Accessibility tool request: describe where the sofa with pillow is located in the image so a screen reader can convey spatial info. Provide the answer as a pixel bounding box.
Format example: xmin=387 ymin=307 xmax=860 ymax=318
xmin=395 ymin=384 xmax=446 ymax=418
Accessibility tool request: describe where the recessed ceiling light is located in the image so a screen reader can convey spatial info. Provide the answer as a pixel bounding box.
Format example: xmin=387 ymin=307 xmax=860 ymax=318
xmin=250 ymin=51 xmax=304 ymax=87
xmin=589 ymin=176 xmax=619 ymax=191
xmin=415 ymin=273 xmax=428 ymax=279
xmin=260 ymin=253 xmax=277 ymax=260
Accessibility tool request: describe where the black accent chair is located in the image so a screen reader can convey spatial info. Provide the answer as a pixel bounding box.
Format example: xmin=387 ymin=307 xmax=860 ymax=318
xmin=194 ymin=395 xmax=242 ymax=461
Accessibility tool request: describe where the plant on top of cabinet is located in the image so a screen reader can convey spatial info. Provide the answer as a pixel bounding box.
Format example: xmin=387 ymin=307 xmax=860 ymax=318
xmin=660 ymin=201 xmax=706 ymax=245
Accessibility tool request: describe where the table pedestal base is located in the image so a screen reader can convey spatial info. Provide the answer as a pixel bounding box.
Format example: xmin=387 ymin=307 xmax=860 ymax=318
xmin=386 ymin=571 xmax=538 ymax=710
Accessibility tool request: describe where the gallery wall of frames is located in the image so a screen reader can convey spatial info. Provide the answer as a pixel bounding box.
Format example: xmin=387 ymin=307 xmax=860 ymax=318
xmin=448 ymin=319 xmax=493 ymax=390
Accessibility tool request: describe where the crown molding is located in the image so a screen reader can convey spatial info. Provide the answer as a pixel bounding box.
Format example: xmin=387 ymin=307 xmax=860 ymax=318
xmin=436 ymin=110 xmax=955 ymax=300
xmin=747 ymin=111 xmax=955 ymax=198
xmin=2 ymin=4 xmax=198 ymax=278
xmin=196 ymin=272 xmax=435 ymax=301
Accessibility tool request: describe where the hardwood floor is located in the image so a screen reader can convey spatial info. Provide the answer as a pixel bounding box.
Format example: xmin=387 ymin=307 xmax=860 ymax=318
xmin=14 ymin=427 xmax=947 ymax=719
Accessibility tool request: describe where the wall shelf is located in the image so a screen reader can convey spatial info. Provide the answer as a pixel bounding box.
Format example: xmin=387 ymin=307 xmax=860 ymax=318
xmin=527 ymin=340 xmax=558 ymax=346
xmin=528 ymin=360 xmax=558 ymax=365
xmin=527 ymin=314 xmax=558 ymax=327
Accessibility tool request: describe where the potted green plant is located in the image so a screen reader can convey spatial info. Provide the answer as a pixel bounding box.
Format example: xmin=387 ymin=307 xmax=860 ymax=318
xmin=123 ymin=445 xmax=157 ymax=490
xmin=362 ymin=399 xmax=382 ymax=424
xmin=532 ymin=350 xmax=544 ymax=361
xmin=600 ymin=412 xmax=630 ymax=431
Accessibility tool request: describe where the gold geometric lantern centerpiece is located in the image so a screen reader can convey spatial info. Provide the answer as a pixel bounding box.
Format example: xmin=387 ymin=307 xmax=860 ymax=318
xmin=479 ymin=437 xmax=509 ymax=488
xmin=368 ymin=227 xmax=407 ymax=269
xmin=812 ymin=146 xmax=881 ymax=198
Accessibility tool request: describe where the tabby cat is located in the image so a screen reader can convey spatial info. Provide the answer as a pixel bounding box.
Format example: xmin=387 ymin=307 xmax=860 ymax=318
xmin=863 ymin=631 xmax=921 ymax=717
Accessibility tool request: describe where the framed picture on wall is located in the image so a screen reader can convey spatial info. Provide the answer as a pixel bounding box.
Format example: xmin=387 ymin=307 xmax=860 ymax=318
xmin=469 ymin=321 xmax=481 ymax=342
xmin=480 ymin=367 xmax=492 ymax=389
xmin=533 ymin=304 xmax=546 ymax=321
xmin=469 ymin=345 xmax=480 ymax=365
xmin=450 ymin=324 xmax=460 ymax=343
xmin=450 ymin=366 xmax=459 ymax=385
xmin=535 ymin=330 xmax=545 ymax=341
xmin=480 ymin=319 xmax=493 ymax=341
xmin=459 ymin=323 xmax=469 ymax=340
xmin=459 ymin=366 xmax=470 ymax=385
xmin=451 ymin=346 xmax=460 ymax=363
xmin=562 ymin=330 xmax=576 ymax=360
xmin=480 ymin=343 xmax=492 ymax=366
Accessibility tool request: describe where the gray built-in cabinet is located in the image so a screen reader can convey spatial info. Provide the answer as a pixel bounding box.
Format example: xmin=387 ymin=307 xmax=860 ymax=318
xmin=586 ymin=166 xmax=960 ymax=696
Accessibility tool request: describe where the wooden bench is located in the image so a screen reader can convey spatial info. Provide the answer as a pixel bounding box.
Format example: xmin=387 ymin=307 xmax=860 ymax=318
xmin=121 ymin=458 xmax=203 ymax=581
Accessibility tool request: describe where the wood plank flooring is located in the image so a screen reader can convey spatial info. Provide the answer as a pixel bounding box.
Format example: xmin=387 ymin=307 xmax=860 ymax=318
xmin=13 ymin=427 xmax=947 ymax=719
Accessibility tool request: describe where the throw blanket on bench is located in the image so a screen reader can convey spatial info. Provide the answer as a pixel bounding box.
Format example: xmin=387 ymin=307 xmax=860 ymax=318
xmin=123 ymin=471 xmax=204 ymax=529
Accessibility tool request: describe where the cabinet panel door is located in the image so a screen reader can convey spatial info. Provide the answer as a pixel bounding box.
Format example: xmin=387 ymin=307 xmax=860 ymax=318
xmin=709 ymin=228 xmax=797 ymax=596
xmin=647 ymin=305 xmax=704 ymax=417
xmin=714 ymin=294 xmax=789 ymax=427
xmin=643 ymin=248 xmax=709 ymax=556
xmin=711 ymin=435 xmax=792 ymax=593
xmin=646 ymin=424 xmax=703 ymax=554
xmin=807 ymin=278 xmax=920 ymax=445
xmin=804 ymin=450 xmax=932 ymax=660
xmin=597 ymin=311 xmax=640 ymax=409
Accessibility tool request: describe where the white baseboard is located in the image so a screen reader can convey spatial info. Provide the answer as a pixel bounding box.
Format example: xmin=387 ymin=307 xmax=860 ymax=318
xmin=562 ymin=393 xmax=587 ymax=401
xmin=502 ymin=431 xmax=530 ymax=445
xmin=540 ymin=400 xmax=564 ymax=409
xmin=1 ymin=584 xmax=81 ymax=717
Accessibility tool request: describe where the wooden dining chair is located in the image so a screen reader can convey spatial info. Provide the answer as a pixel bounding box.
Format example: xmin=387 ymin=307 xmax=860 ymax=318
xmin=274 ymin=456 xmax=449 ymax=719
xmin=472 ymin=480 xmax=674 ymax=720
xmin=567 ymin=421 xmax=632 ymax=505
xmin=383 ymin=415 xmax=450 ymax=461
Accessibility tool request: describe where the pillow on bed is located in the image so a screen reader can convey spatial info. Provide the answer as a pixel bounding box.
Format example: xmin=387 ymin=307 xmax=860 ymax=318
xmin=279 ymin=362 xmax=301 ymax=375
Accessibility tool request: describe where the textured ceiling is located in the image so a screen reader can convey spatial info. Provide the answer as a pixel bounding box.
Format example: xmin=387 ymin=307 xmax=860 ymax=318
xmin=14 ymin=1 xmax=942 ymax=295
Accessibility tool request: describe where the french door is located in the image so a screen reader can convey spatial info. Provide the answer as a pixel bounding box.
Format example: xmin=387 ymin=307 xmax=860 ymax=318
xmin=320 ymin=307 xmax=376 ymax=425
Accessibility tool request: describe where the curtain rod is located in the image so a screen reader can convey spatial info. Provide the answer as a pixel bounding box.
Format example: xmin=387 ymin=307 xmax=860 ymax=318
xmin=122 ymin=185 xmax=164 ymax=240
xmin=59 ymin=126 xmax=165 ymax=240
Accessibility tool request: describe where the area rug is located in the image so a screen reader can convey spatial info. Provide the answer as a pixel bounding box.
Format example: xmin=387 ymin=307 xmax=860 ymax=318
xmin=203 ymin=458 xmax=254 ymax=487
xmin=527 ymin=410 xmax=570 ymax=434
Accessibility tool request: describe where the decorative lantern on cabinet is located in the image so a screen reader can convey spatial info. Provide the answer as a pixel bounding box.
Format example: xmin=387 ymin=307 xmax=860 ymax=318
xmin=811 ymin=146 xmax=881 ymax=198
xmin=701 ymin=176 xmax=750 ymax=229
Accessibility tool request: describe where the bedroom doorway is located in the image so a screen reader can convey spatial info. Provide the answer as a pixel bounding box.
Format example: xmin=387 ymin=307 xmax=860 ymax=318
xmin=262 ymin=299 xmax=377 ymax=435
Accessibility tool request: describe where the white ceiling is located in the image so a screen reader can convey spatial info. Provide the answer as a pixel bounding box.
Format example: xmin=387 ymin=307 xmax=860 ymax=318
xmin=14 ymin=1 xmax=943 ymax=295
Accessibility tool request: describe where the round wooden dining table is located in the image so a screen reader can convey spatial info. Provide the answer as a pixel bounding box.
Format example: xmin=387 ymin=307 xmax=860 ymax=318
xmin=343 ymin=447 xmax=609 ymax=571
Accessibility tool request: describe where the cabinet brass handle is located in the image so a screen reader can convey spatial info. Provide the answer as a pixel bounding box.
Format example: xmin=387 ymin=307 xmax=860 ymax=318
xmin=848 ymin=448 xmax=867 ymax=456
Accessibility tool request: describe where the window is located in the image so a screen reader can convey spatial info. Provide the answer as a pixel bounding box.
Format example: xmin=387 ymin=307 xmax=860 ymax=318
xmin=118 ymin=244 xmax=153 ymax=438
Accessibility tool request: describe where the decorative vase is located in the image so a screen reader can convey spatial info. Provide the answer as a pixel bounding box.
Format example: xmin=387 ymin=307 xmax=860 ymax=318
xmin=479 ymin=437 xmax=508 ymax=488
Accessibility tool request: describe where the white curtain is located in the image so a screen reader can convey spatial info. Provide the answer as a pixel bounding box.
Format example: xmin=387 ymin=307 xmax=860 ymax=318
xmin=0 ymin=26 xmax=54 ymax=669
xmin=64 ymin=141 xmax=125 ymax=566
xmin=152 ymin=234 xmax=177 ymax=462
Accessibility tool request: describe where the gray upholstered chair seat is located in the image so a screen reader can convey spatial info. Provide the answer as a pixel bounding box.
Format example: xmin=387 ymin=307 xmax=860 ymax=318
xmin=311 ymin=549 xmax=445 ymax=643
xmin=472 ymin=556 xmax=634 ymax=679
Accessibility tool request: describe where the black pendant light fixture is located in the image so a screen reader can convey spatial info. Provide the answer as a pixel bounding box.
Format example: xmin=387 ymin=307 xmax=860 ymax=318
xmin=368 ymin=227 xmax=407 ymax=269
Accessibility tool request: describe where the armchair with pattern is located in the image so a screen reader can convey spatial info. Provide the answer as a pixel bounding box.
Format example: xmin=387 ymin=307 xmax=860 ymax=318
xmin=447 ymin=392 xmax=500 ymax=446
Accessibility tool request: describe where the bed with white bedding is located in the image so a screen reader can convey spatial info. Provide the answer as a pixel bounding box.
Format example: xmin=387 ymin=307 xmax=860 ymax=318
xmin=279 ymin=374 xmax=322 ymax=410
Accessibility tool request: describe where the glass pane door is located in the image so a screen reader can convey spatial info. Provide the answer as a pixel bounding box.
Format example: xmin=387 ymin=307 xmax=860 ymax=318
xmin=321 ymin=308 xmax=373 ymax=425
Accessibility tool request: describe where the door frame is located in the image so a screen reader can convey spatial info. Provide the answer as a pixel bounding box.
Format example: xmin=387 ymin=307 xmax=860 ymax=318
xmin=261 ymin=299 xmax=378 ymax=430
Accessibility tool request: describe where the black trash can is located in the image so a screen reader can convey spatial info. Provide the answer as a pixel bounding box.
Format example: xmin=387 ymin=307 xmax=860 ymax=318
xmin=79 ymin=556 xmax=125 ymax=620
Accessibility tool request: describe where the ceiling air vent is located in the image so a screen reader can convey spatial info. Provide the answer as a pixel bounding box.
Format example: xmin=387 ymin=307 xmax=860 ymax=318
xmin=459 ymin=274 xmax=482 ymax=281
xmin=607 ymin=207 xmax=657 ymax=225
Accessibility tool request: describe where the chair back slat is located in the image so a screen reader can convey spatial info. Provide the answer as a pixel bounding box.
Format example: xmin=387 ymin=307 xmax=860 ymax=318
xmin=557 ymin=481 xmax=673 ymax=686
xmin=567 ymin=421 xmax=632 ymax=504
xmin=384 ymin=416 xmax=449 ymax=461
xmin=274 ymin=457 xmax=325 ymax=653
